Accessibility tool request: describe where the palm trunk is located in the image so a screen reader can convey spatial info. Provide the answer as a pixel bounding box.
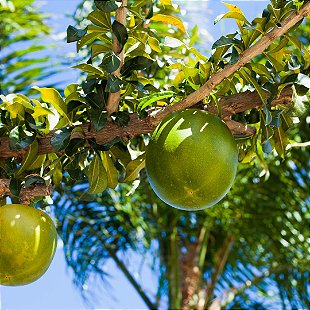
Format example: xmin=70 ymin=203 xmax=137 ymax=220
xmin=166 ymin=231 xmax=234 ymax=310
xmin=180 ymin=242 xmax=202 ymax=309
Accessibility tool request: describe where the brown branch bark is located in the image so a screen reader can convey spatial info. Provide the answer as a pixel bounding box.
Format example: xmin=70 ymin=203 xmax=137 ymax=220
xmin=106 ymin=0 xmax=127 ymax=115
xmin=180 ymin=242 xmax=201 ymax=310
xmin=0 ymin=86 xmax=293 ymax=160
xmin=0 ymin=0 xmax=310 ymax=159
xmin=205 ymin=86 xmax=293 ymax=118
xmin=0 ymin=179 xmax=52 ymax=205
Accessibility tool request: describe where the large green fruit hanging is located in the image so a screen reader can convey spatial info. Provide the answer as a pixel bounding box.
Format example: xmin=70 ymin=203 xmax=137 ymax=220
xmin=145 ymin=109 xmax=238 ymax=211
xmin=0 ymin=204 xmax=57 ymax=286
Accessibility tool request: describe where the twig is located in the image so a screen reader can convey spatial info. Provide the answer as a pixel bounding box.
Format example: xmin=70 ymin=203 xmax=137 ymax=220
xmin=106 ymin=0 xmax=127 ymax=115
xmin=0 ymin=179 xmax=52 ymax=205
xmin=286 ymin=141 xmax=310 ymax=149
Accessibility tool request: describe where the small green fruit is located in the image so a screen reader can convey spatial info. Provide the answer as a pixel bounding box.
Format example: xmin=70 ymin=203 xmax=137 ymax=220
xmin=145 ymin=109 xmax=238 ymax=211
xmin=0 ymin=204 xmax=57 ymax=286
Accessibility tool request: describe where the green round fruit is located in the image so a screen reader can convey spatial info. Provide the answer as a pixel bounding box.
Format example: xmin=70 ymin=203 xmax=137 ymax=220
xmin=145 ymin=109 xmax=238 ymax=211
xmin=0 ymin=204 xmax=57 ymax=286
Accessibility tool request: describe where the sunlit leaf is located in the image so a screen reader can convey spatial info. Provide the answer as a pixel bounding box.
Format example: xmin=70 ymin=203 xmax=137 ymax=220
xmin=15 ymin=140 xmax=39 ymax=177
xmin=151 ymin=14 xmax=186 ymax=33
xmin=137 ymin=91 xmax=174 ymax=112
xmin=123 ymin=154 xmax=145 ymax=182
xmin=33 ymin=87 xmax=70 ymax=123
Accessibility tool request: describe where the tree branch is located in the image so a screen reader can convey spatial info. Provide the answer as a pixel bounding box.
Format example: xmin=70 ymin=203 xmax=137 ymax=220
xmin=1 ymin=0 xmax=308 ymax=169
xmin=0 ymin=179 xmax=52 ymax=205
xmin=0 ymin=86 xmax=293 ymax=160
xmin=205 ymin=86 xmax=293 ymax=118
xmin=154 ymin=1 xmax=310 ymax=120
xmin=106 ymin=0 xmax=127 ymax=115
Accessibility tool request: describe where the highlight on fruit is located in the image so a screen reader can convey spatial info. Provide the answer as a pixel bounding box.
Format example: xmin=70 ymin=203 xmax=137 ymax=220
xmin=145 ymin=109 xmax=238 ymax=211
xmin=0 ymin=204 xmax=57 ymax=286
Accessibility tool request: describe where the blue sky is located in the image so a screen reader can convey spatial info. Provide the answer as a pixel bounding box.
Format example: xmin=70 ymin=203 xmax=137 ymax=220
xmin=1 ymin=1 xmax=268 ymax=309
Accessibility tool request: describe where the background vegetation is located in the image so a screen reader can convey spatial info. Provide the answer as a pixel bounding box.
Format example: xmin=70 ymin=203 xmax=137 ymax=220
xmin=0 ymin=0 xmax=309 ymax=309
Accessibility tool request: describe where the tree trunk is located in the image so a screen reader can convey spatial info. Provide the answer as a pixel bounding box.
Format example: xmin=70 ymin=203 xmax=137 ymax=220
xmin=180 ymin=242 xmax=202 ymax=309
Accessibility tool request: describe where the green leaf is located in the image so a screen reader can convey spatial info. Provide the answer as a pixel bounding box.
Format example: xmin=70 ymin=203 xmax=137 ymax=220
xmin=65 ymin=154 xmax=86 ymax=181
xmin=239 ymin=68 xmax=268 ymax=103
xmin=50 ymin=127 xmax=72 ymax=151
xmin=125 ymin=80 xmax=148 ymax=94
xmin=105 ymin=74 xmax=122 ymax=93
xmin=121 ymin=56 xmax=154 ymax=77
xmin=90 ymin=109 xmax=108 ymax=132
xmin=111 ymin=111 xmax=130 ymax=127
xmin=9 ymin=126 xmax=36 ymax=150
xmin=247 ymin=63 xmax=272 ymax=79
xmin=229 ymin=46 xmax=240 ymax=64
xmin=91 ymin=43 xmax=111 ymax=58
xmin=273 ymin=127 xmax=288 ymax=158
xmin=263 ymin=103 xmax=273 ymax=126
xmin=123 ymin=154 xmax=145 ymax=182
xmin=95 ymin=0 xmax=118 ymax=12
xmin=72 ymin=64 xmax=105 ymax=76
xmin=52 ymin=160 xmax=63 ymax=188
xmin=214 ymin=12 xmax=248 ymax=25
xmin=212 ymin=35 xmax=238 ymax=50
xmin=15 ymin=140 xmax=39 ymax=177
xmin=137 ymin=91 xmax=175 ymax=112
xmin=9 ymin=178 xmax=22 ymax=197
xmin=64 ymin=84 xmax=79 ymax=98
xmin=86 ymin=154 xmax=107 ymax=194
xmin=159 ymin=0 xmax=172 ymax=5
xmin=67 ymin=25 xmax=87 ymax=43
xmin=223 ymin=3 xmax=249 ymax=32
xmin=88 ymin=10 xmax=111 ymax=29
xmin=65 ymin=138 xmax=85 ymax=157
xmin=77 ymin=32 xmax=106 ymax=51
xmin=101 ymin=151 xmax=118 ymax=189
xmin=112 ymin=20 xmax=128 ymax=51
xmin=33 ymin=87 xmax=70 ymax=123
xmin=265 ymin=53 xmax=283 ymax=72
xmin=27 ymin=154 xmax=46 ymax=171
xmin=100 ymin=53 xmax=121 ymax=73
xmin=86 ymin=91 xmax=105 ymax=110
xmin=82 ymin=79 xmax=98 ymax=94
xmin=148 ymin=36 xmax=161 ymax=53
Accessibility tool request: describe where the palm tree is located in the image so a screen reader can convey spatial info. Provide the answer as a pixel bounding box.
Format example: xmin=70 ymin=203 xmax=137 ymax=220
xmin=51 ymin=104 xmax=309 ymax=308
xmin=0 ymin=0 xmax=61 ymax=95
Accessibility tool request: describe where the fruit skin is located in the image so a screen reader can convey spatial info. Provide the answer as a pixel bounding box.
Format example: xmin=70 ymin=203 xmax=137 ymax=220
xmin=145 ymin=109 xmax=238 ymax=211
xmin=0 ymin=204 xmax=57 ymax=286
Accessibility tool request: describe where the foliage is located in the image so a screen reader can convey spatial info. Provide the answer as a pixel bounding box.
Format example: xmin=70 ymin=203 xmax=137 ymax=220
xmin=53 ymin=113 xmax=309 ymax=308
xmin=0 ymin=0 xmax=310 ymax=308
xmin=0 ymin=0 xmax=62 ymax=95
